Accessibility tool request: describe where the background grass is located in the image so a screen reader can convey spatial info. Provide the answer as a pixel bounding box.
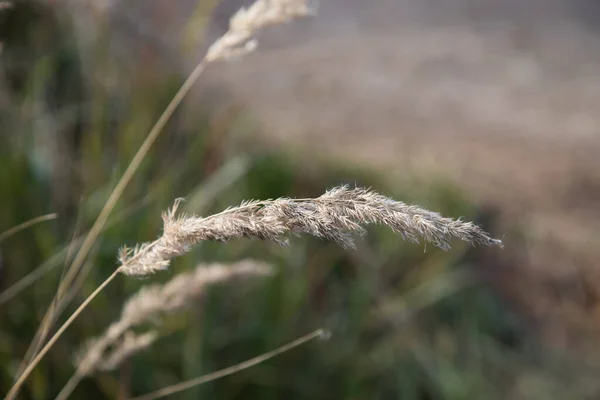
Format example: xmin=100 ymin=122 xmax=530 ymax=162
xmin=1 ymin=1 xmax=598 ymax=399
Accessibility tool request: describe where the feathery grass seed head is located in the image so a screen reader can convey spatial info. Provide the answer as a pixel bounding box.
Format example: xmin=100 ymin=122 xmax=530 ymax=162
xmin=76 ymin=260 xmax=272 ymax=376
xmin=205 ymin=0 xmax=317 ymax=62
xmin=118 ymin=186 xmax=502 ymax=277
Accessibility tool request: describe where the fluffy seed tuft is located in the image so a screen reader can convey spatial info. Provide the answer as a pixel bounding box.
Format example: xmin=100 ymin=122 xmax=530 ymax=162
xmin=118 ymin=186 xmax=502 ymax=277
xmin=76 ymin=260 xmax=272 ymax=376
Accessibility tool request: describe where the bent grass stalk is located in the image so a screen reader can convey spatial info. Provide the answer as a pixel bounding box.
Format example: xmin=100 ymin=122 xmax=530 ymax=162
xmin=130 ymin=329 xmax=326 ymax=400
xmin=0 ymin=213 xmax=57 ymax=244
xmin=4 ymin=2 xmax=316 ymax=399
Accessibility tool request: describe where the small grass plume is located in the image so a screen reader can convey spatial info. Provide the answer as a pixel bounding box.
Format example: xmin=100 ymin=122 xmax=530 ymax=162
xmin=78 ymin=261 xmax=272 ymax=377
xmin=55 ymin=260 xmax=272 ymax=400
xmin=205 ymin=0 xmax=317 ymax=62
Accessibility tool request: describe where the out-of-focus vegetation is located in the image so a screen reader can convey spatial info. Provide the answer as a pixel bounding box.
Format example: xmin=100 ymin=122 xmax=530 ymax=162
xmin=1 ymin=1 xmax=600 ymax=399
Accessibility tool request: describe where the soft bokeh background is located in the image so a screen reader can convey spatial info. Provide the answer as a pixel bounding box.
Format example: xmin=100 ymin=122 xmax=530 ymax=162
xmin=2 ymin=0 xmax=600 ymax=398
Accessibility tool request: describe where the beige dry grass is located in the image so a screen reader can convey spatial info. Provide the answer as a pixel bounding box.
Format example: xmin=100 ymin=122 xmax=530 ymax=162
xmin=119 ymin=186 xmax=502 ymax=277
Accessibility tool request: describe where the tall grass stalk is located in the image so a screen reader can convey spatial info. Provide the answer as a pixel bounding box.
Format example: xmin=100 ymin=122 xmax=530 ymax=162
xmin=4 ymin=2 xmax=316 ymax=399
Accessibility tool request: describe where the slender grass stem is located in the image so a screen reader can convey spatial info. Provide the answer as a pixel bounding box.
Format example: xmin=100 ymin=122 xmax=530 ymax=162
xmin=131 ymin=329 xmax=325 ymax=400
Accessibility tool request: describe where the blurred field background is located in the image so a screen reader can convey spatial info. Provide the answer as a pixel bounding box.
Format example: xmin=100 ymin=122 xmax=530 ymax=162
xmin=1 ymin=0 xmax=600 ymax=398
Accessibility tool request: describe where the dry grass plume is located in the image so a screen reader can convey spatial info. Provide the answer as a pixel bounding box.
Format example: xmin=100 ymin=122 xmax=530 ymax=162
xmin=118 ymin=186 xmax=502 ymax=277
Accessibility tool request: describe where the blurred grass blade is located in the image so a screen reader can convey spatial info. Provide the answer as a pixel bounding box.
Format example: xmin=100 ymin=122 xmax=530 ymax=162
xmin=0 ymin=213 xmax=57 ymax=244
xmin=131 ymin=329 xmax=326 ymax=400
xmin=0 ymin=198 xmax=150 ymax=307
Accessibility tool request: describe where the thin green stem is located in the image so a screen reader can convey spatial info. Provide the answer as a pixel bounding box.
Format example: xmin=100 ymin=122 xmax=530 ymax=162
xmin=130 ymin=329 xmax=325 ymax=400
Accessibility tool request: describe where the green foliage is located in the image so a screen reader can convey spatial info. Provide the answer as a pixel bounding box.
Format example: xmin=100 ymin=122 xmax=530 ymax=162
xmin=0 ymin=2 xmax=591 ymax=400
